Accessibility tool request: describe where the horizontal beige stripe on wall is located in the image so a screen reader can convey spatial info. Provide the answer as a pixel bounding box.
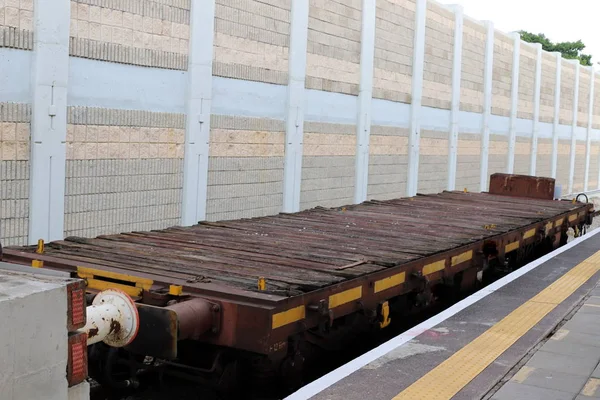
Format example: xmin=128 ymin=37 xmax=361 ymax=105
xmin=210 ymin=129 xmax=284 ymax=157
xmin=67 ymin=141 xmax=183 ymax=159
xmin=66 ymin=124 xmax=184 ymax=160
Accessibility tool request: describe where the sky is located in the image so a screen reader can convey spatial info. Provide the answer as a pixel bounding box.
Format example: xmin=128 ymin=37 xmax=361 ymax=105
xmin=437 ymin=0 xmax=600 ymax=64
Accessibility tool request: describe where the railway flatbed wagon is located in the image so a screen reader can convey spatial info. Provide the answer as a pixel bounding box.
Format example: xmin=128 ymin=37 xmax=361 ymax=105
xmin=0 ymin=174 xmax=594 ymax=395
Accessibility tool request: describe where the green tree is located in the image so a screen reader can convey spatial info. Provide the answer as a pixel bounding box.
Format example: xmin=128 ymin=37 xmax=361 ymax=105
xmin=518 ymin=31 xmax=592 ymax=66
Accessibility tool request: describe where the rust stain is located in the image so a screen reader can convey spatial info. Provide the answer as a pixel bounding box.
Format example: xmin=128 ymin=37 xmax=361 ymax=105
xmin=88 ymin=327 xmax=99 ymax=338
xmin=109 ymin=319 xmax=121 ymax=335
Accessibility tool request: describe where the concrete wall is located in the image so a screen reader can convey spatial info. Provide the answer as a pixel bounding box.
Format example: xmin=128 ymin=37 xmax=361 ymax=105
xmin=1 ymin=0 xmax=600 ymax=246
xmin=0 ymin=264 xmax=88 ymax=400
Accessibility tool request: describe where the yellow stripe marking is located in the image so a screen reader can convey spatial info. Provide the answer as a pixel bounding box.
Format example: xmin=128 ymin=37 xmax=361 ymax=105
xmin=545 ymin=222 xmax=553 ymax=234
xmin=423 ymin=260 xmax=446 ymax=276
xmin=511 ymin=366 xmax=536 ymax=383
xmin=505 ymin=241 xmax=520 ymax=253
xmin=169 ymin=285 xmax=183 ymax=296
xmin=329 ymin=286 xmax=362 ymax=308
xmin=272 ymin=306 xmax=305 ymax=329
xmin=374 ymin=273 xmax=406 ymax=294
xmin=77 ymin=266 xmax=154 ymax=297
xmin=84 ymin=279 xmax=143 ymax=297
xmin=523 ymin=228 xmax=536 ymax=240
xmin=393 ymin=252 xmax=600 ymax=400
xmin=582 ymin=378 xmax=600 ymax=397
xmin=550 ymin=329 xmax=570 ymax=341
xmin=555 ymin=218 xmax=564 ymax=227
xmin=451 ymin=251 xmax=473 ymax=267
xmin=569 ymin=214 xmax=577 ymax=222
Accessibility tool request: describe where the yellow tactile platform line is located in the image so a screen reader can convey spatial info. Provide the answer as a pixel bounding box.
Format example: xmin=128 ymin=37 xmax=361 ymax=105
xmin=393 ymin=251 xmax=600 ymax=400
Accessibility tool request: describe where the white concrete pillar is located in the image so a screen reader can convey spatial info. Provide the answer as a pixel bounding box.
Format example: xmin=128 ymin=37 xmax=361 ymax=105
xmin=354 ymin=0 xmax=377 ymax=204
xmin=551 ymin=52 xmax=562 ymax=179
xmin=584 ymin=67 xmax=595 ymax=192
xmin=282 ymin=0 xmax=309 ymax=213
xmin=529 ymin=43 xmax=543 ymax=176
xmin=181 ymin=0 xmax=215 ymax=225
xmin=506 ymin=32 xmax=520 ymax=174
xmin=568 ymin=61 xmax=580 ymax=194
xmin=446 ymin=5 xmax=463 ymax=191
xmin=28 ymin=0 xmax=71 ymax=244
xmin=479 ymin=21 xmax=494 ymax=192
xmin=406 ymin=0 xmax=427 ymax=197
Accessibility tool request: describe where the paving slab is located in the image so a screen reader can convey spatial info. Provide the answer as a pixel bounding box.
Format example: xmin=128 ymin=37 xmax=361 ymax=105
xmin=510 ymin=366 xmax=588 ymax=394
xmin=577 ymin=303 xmax=600 ymax=315
xmin=538 ymin=339 xmax=600 ymax=360
xmin=551 ymin=329 xmax=600 ymax=349
xmin=526 ymin=350 xmax=599 ymax=377
xmin=563 ymin=313 xmax=600 ymax=336
xmin=490 ymin=381 xmax=573 ymax=400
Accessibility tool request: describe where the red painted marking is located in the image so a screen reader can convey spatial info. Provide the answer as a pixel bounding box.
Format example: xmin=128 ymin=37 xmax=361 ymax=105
xmin=71 ymin=288 xmax=85 ymax=326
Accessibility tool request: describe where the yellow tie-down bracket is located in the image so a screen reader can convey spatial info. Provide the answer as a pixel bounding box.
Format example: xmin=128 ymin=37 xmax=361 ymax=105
xmin=76 ymin=266 xmax=154 ymax=298
xmin=379 ymin=300 xmax=392 ymax=329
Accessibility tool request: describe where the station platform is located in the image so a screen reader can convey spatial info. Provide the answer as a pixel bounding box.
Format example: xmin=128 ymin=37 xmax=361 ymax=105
xmin=286 ymin=228 xmax=600 ymax=400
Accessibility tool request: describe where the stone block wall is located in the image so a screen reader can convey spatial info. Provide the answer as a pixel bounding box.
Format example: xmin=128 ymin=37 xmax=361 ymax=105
xmin=214 ymin=0 xmax=290 ymax=84
xmin=418 ymin=130 xmax=448 ymax=193
xmin=536 ymin=138 xmax=553 ymax=178
xmin=560 ymin=60 xmax=576 ymax=125
xmin=556 ymin=140 xmax=571 ymax=189
xmin=517 ymin=43 xmax=536 ymax=120
xmin=460 ymin=19 xmax=485 ymax=113
xmin=578 ymin=68 xmax=592 ymax=128
xmin=488 ymin=134 xmax=508 ymax=178
xmin=69 ymin=0 xmax=190 ymax=69
xmin=491 ymin=33 xmax=513 ymax=117
xmin=64 ymin=107 xmax=184 ymax=237
xmin=0 ymin=0 xmax=32 ymax=245
xmin=0 ymin=103 xmax=30 ymax=246
xmin=539 ymin=52 xmax=557 ymax=123
xmin=589 ymin=144 xmax=599 ymax=190
xmin=306 ymin=0 xmax=361 ymax=95
xmin=514 ymin=137 xmax=531 ymax=175
xmin=422 ymin=1 xmax=453 ymax=110
xmin=300 ymin=122 xmax=356 ymax=209
xmin=206 ymin=115 xmax=284 ymax=221
xmin=372 ymin=0 xmax=414 ymax=103
xmin=0 ymin=0 xmax=33 ymax=49
xmin=594 ymin=75 xmax=600 ymax=130
xmin=456 ymin=134 xmax=481 ymax=192
xmin=571 ymin=141 xmax=586 ymax=192
xmin=367 ymin=126 xmax=408 ymax=200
